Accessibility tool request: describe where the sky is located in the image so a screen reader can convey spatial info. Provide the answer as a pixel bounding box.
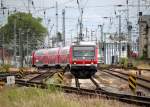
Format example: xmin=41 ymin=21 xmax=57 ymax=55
xmin=0 ymin=0 xmax=150 ymax=45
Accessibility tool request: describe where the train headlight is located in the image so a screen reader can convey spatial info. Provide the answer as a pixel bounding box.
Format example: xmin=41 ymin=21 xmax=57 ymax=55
xmin=91 ymin=62 xmax=93 ymax=64
xmin=36 ymin=59 xmax=39 ymax=62
xmin=74 ymin=62 xmax=76 ymax=64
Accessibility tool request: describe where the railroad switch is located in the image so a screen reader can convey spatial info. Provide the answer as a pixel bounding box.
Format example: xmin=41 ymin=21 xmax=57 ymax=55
xmin=48 ymin=70 xmax=64 ymax=84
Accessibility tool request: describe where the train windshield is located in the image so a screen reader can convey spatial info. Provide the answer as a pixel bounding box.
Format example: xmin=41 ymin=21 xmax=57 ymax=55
xmin=73 ymin=46 xmax=95 ymax=59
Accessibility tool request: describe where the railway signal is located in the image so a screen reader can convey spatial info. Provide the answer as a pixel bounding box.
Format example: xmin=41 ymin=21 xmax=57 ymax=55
xmin=128 ymin=71 xmax=137 ymax=95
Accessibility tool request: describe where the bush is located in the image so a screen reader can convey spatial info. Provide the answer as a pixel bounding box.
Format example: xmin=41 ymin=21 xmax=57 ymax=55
xmin=119 ymin=58 xmax=128 ymax=69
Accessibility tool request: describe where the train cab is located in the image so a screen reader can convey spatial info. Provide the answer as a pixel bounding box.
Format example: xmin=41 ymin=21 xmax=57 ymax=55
xmin=70 ymin=44 xmax=98 ymax=79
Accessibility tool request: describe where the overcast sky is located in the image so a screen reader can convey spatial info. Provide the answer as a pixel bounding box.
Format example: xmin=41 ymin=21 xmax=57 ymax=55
xmin=1 ymin=0 xmax=150 ymax=45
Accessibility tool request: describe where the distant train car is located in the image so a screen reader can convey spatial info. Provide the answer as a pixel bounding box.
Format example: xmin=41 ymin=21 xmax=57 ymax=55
xmin=32 ymin=48 xmax=49 ymax=67
xmin=32 ymin=43 xmax=98 ymax=79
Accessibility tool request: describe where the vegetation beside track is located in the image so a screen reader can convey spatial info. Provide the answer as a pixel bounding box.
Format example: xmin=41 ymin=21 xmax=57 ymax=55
xmin=131 ymin=59 xmax=150 ymax=69
xmin=0 ymin=87 xmax=137 ymax=107
xmin=0 ymin=64 xmax=37 ymax=73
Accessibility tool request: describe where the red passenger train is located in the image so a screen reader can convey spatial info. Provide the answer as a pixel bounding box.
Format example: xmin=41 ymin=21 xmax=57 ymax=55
xmin=32 ymin=44 xmax=98 ymax=79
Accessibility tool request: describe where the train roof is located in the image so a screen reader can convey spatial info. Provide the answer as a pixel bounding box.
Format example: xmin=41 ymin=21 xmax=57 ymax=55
xmin=47 ymin=47 xmax=59 ymax=51
xmin=77 ymin=41 xmax=96 ymax=46
xmin=35 ymin=48 xmax=47 ymax=52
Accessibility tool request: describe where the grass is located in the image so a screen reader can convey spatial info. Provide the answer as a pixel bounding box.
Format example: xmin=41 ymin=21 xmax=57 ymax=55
xmin=0 ymin=87 xmax=138 ymax=107
xmin=130 ymin=59 xmax=150 ymax=69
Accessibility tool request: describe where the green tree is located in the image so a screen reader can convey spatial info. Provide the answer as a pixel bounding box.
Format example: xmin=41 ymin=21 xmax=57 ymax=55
xmin=0 ymin=12 xmax=47 ymax=55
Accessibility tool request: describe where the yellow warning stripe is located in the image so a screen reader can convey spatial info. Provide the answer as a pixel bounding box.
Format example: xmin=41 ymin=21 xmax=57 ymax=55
xmin=56 ymin=77 xmax=63 ymax=83
xmin=58 ymin=73 xmax=63 ymax=80
xmin=129 ymin=76 xmax=136 ymax=83
xmin=129 ymin=82 xmax=136 ymax=89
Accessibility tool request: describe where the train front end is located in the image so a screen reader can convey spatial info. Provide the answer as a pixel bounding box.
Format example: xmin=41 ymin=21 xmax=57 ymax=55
xmin=70 ymin=44 xmax=98 ymax=79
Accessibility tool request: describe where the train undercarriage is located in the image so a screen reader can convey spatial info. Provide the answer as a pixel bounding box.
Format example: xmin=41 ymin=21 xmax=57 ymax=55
xmin=70 ymin=65 xmax=97 ymax=79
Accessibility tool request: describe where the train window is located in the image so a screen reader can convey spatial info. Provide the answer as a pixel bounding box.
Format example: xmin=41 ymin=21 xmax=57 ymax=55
xmin=73 ymin=46 xmax=94 ymax=50
xmin=73 ymin=46 xmax=95 ymax=57
xmin=35 ymin=50 xmax=45 ymax=56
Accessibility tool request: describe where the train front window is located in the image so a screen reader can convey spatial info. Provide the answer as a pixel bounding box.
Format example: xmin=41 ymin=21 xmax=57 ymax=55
xmin=35 ymin=51 xmax=45 ymax=56
xmin=73 ymin=46 xmax=95 ymax=59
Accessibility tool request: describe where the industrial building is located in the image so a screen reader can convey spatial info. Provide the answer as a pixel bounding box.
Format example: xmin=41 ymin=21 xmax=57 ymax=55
xmin=98 ymin=39 xmax=128 ymax=65
xmin=139 ymin=15 xmax=150 ymax=59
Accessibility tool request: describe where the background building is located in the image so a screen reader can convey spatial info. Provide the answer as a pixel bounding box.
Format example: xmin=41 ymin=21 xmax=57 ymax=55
xmin=139 ymin=15 xmax=150 ymax=59
xmin=98 ymin=34 xmax=128 ymax=65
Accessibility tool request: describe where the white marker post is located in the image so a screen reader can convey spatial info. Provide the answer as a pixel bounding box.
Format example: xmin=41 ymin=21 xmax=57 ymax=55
xmin=7 ymin=76 xmax=15 ymax=86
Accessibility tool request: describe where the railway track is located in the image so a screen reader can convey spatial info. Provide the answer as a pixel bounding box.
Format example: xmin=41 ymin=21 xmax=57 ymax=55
xmin=28 ymin=69 xmax=56 ymax=82
xmin=2 ymin=67 xmax=149 ymax=106
xmin=0 ymin=72 xmax=42 ymax=81
xmin=99 ymin=65 xmax=150 ymax=72
xmin=15 ymin=79 xmax=150 ymax=106
xmin=23 ymin=67 xmax=65 ymax=83
xmin=109 ymin=69 xmax=150 ymax=83
xmin=74 ymin=77 xmax=102 ymax=90
xmin=101 ymin=69 xmax=150 ymax=91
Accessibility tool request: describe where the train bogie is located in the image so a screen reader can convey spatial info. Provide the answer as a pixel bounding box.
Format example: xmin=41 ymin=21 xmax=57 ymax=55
xmin=71 ymin=65 xmax=97 ymax=79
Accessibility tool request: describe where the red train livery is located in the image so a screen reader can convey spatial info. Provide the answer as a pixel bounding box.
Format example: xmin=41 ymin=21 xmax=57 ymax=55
xmin=32 ymin=44 xmax=98 ymax=79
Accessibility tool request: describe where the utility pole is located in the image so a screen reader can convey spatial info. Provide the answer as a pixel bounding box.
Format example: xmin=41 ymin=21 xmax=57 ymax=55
xmin=13 ymin=18 xmax=16 ymax=66
xmin=85 ymin=27 xmax=87 ymax=37
xmin=138 ymin=0 xmax=140 ymax=17
xmin=70 ymin=29 xmax=73 ymax=44
xmin=91 ymin=29 xmax=93 ymax=41
xmin=76 ymin=18 xmax=79 ymax=43
xmin=137 ymin=0 xmax=141 ymax=55
xmin=26 ymin=29 xmax=29 ymax=66
xmin=62 ymin=9 xmax=65 ymax=46
xmin=50 ymin=24 xmax=54 ymax=47
xmin=48 ymin=31 xmax=50 ymax=47
xmin=85 ymin=27 xmax=88 ymax=40
xmin=56 ymin=1 xmax=58 ymax=47
xmin=79 ymin=8 xmax=83 ymax=42
xmin=28 ymin=0 xmax=30 ymax=13
xmin=127 ymin=0 xmax=130 ymax=41
xmin=126 ymin=0 xmax=132 ymax=57
xmin=2 ymin=31 xmax=4 ymax=64
xmin=98 ymin=24 xmax=104 ymax=63
xmin=127 ymin=0 xmax=130 ymax=57
xmin=19 ymin=29 xmax=23 ymax=67
xmin=47 ymin=19 xmax=51 ymax=47
xmin=118 ymin=15 xmax=121 ymax=61
xmin=99 ymin=25 xmax=104 ymax=42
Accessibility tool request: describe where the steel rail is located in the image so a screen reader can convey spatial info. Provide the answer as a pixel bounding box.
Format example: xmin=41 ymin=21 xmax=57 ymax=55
xmin=28 ymin=69 xmax=56 ymax=82
xmin=101 ymin=70 xmax=150 ymax=91
xmin=109 ymin=69 xmax=150 ymax=83
xmin=15 ymin=79 xmax=150 ymax=106
xmin=90 ymin=77 xmax=101 ymax=89
xmin=99 ymin=65 xmax=150 ymax=71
